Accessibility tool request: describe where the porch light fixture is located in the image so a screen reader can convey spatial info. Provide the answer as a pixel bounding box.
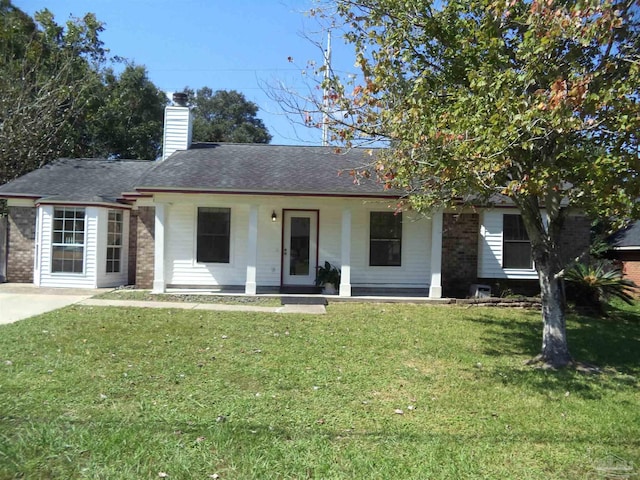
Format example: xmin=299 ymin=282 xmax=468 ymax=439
xmin=271 ymin=211 xmax=277 ymax=222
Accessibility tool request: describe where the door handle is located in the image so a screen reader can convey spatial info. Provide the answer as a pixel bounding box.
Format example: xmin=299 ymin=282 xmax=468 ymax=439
xmin=284 ymin=248 xmax=288 ymax=255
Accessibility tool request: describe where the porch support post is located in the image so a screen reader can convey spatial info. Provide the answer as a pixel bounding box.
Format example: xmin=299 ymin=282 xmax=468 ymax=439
xmin=429 ymin=210 xmax=443 ymax=298
xmin=245 ymin=204 xmax=259 ymax=295
xmin=152 ymin=202 xmax=166 ymax=294
xmin=339 ymin=207 xmax=352 ymax=297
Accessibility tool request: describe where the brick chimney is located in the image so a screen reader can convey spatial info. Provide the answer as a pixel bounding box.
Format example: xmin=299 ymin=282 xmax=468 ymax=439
xmin=161 ymin=92 xmax=193 ymax=161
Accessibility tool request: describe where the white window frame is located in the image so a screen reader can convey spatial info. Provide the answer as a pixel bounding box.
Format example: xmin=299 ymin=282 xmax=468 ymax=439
xmin=51 ymin=207 xmax=86 ymax=274
xmin=369 ymin=211 xmax=403 ymax=267
xmin=106 ymin=209 xmax=123 ymax=274
xmin=502 ymin=214 xmax=533 ymax=269
xmin=195 ymin=206 xmax=232 ymax=264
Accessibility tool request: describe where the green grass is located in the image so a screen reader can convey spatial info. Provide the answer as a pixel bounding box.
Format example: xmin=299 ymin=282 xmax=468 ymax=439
xmin=0 ymin=303 xmax=638 ymax=479
xmin=94 ymin=289 xmax=282 ymax=306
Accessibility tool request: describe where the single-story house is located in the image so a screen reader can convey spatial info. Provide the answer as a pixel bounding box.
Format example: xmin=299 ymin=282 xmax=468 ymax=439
xmin=606 ymin=221 xmax=640 ymax=288
xmin=0 ymin=97 xmax=590 ymax=297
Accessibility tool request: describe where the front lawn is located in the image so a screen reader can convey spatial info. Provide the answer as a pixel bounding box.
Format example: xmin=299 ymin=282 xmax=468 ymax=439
xmin=0 ymin=303 xmax=638 ymax=479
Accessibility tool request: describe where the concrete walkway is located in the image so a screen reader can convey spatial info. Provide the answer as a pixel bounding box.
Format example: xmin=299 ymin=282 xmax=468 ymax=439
xmin=79 ymin=298 xmax=327 ymax=315
xmin=0 ymin=284 xmax=326 ymax=325
xmin=0 ymin=284 xmax=106 ymax=325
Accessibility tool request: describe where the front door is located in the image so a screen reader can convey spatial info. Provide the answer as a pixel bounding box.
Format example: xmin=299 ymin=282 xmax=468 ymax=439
xmin=282 ymin=210 xmax=318 ymax=286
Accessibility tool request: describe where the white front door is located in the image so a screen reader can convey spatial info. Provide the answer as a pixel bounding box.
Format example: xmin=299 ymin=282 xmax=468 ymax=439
xmin=282 ymin=210 xmax=318 ymax=286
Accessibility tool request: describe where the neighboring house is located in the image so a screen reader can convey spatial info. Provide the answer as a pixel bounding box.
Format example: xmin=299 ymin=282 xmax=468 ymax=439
xmin=606 ymin=221 xmax=640 ymax=288
xmin=0 ymin=97 xmax=590 ymax=297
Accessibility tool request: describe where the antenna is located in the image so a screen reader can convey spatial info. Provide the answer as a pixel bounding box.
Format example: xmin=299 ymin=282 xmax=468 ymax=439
xmin=322 ymin=30 xmax=332 ymax=147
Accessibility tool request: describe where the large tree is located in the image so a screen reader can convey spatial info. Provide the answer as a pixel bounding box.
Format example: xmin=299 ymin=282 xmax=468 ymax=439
xmin=183 ymin=87 xmax=272 ymax=144
xmin=320 ymin=0 xmax=640 ymax=367
xmin=86 ymin=64 xmax=168 ymax=160
xmin=0 ymin=1 xmax=105 ymax=184
xmin=0 ymin=2 xmax=168 ymax=184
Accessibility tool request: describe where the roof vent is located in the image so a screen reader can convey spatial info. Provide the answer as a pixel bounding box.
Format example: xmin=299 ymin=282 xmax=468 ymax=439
xmin=172 ymin=92 xmax=188 ymax=107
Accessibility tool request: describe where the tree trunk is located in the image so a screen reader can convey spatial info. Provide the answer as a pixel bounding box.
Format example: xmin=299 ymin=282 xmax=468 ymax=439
xmin=537 ymin=267 xmax=573 ymax=368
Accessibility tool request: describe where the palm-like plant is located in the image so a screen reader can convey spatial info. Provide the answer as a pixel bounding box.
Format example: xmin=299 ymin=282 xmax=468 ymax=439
xmin=565 ymin=261 xmax=637 ymax=311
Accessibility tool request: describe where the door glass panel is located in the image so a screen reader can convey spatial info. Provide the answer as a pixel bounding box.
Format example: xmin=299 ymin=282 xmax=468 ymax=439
xmin=289 ymin=217 xmax=310 ymax=276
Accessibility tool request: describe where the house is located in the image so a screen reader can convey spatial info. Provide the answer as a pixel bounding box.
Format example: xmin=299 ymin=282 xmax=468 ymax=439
xmin=606 ymin=221 xmax=640 ymax=288
xmin=0 ymin=96 xmax=591 ymax=297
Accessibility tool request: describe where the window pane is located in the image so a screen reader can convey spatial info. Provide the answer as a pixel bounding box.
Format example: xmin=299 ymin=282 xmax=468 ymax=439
xmin=504 ymin=242 xmax=532 ymax=269
xmin=369 ymin=212 xmax=402 ymax=266
xmin=52 ymin=208 xmax=85 ymax=273
xmin=503 ymin=215 xmax=532 ymax=268
xmin=197 ymin=207 xmax=231 ymax=263
xmin=289 ymin=217 xmax=310 ymax=276
xmin=52 ymin=246 xmax=84 ymax=273
xmin=504 ymin=214 xmax=529 ymax=241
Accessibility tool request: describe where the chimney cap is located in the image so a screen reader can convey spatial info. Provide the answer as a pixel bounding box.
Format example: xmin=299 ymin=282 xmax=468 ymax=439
xmin=172 ymin=92 xmax=188 ymax=107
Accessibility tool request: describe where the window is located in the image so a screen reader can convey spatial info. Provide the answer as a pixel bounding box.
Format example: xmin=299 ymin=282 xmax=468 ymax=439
xmin=106 ymin=210 xmax=123 ymax=273
xmin=369 ymin=211 xmax=402 ymax=266
xmin=503 ymin=214 xmax=532 ymax=269
xmin=52 ymin=207 xmax=85 ymax=273
xmin=197 ymin=207 xmax=231 ymax=263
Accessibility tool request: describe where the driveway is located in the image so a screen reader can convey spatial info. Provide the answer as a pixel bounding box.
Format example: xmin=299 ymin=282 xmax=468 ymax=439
xmin=0 ymin=284 xmax=107 ymax=325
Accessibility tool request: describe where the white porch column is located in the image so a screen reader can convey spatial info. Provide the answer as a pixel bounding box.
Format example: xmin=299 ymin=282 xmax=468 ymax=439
xmin=152 ymin=203 xmax=166 ymax=293
xmin=339 ymin=207 xmax=352 ymax=297
xmin=245 ymin=204 xmax=259 ymax=295
xmin=429 ymin=210 xmax=443 ymax=298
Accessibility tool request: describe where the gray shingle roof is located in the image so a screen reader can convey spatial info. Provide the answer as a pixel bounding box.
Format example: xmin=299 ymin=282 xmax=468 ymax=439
xmin=138 ymin=143 xmax=394 ymax=196
xmin=0 ymin=158 xmax=154 ymax=204
xmin=608 ymin=221 xmax=640 ymax=248
xmin=0 ymin=144 xmax=397 ymax=202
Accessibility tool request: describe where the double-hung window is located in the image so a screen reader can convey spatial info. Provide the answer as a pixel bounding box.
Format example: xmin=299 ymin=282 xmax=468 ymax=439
xmin=52 ymin=207 xmax=85 ymax=273
xmin=106 ymin=210 xmax=123 ymax=273
xmin=197 ymin=207 xmax=231 ymax=263
xmin=503 ymin=214 xmax=532 ymax=269
xmin=369 ymin=211 xmax=402 ymax=266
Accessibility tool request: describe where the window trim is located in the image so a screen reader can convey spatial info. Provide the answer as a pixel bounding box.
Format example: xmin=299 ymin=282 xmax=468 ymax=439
xmin=195 ymin=206 xmax=232 ymax=265
xmin=51 ymin=207 xmax=86 ymax=275
xmin=368 ymin=211 xmax=403 ymax=267
xmin=502 ymin=214 xmax=533 ymax=270
xmin=106 ymin=209 xmax=123 ymax=274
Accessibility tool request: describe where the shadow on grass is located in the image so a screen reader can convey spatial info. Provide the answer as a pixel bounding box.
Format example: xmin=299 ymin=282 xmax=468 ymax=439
xmin=466 ymin=308 xmax=640 ymax=395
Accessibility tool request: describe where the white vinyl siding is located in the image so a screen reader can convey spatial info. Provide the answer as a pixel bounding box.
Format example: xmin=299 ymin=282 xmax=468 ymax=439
xmin=166 ymin=203 xmax=247 ymax=286
xmin=158 ymin=194 xmax=432 ymax=290
xmin=478 ymin=210 xmax=537 ymax=279
xmin=351 ymin=207 xmax=431 ymax=288
xmin=39 ymin=206 xmax=98 ymax=288
xmin=38 ymin=206 xmax=130 ymax=288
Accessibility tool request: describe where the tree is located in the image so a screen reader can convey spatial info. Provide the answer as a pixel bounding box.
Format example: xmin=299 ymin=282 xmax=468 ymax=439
xmin=183 ymin=87 xmax=271 ymax=144
xmin=0 ymin=2 xmax=168 ymax=183
xmin=0 ymin=1 xmax=105 ymax=184
xmin=318 ymin=0 xmax=640 ymax=367
xmin=86 ymin=64 xmax=168 ymax=160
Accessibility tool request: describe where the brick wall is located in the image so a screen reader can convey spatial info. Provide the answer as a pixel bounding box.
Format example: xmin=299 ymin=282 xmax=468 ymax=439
xmin=558 ymin=215 xmax=591 ymax=265
xmin=135 ymin=206 xmax=155 ymax=288
xmin=6 ymin=206 xmax=36 ymax=283
xmin=611 ymin=251 xmax=640 ymax=293
xmin=441 ymin=213 xmax=479 ymax=298
xmin=128 ymin=210 xmax=138 ymax=285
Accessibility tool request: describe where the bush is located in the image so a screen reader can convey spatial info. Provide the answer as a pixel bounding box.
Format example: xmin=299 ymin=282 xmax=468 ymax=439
xmin=565 ymin=261 xmax=636 ymax=312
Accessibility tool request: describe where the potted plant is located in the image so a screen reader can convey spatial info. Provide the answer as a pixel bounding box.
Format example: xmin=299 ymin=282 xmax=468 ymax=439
xmin=316 ymin=261 xmax=341 ymax=294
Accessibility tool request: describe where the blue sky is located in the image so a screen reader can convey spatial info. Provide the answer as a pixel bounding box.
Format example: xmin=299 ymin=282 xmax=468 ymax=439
xmin=15 ymin=0 xmax=358 ymax=145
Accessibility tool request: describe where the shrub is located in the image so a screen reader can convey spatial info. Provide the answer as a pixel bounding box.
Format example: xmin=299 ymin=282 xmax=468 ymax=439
xmin=565 ymin=261 xmax=636 ymax=312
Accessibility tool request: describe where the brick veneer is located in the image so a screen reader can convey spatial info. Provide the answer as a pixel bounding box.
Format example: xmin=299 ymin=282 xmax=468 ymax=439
xmin=6 ymin=206 xmax=36 ymax=283
xmin=558 ymin=215 xmax=591 ymax=265
xmin=128 ymin=210 xmax=138 ymax=285
xmin=135 ymin=206 xmax=155 ymax=288
xmin=441 ymin=213 xmax=479 ymax=298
